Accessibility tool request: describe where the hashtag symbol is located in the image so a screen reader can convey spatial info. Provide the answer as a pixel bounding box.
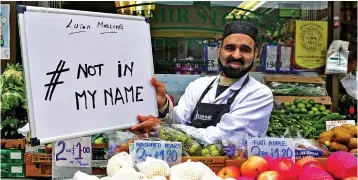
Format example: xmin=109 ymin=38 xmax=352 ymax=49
xmin=44 ymin=60 xmax=70 ymax=101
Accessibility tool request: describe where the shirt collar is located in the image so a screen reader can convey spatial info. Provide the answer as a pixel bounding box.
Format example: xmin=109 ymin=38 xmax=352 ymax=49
xmin=217 ymin=72 xmax=249 ymax=91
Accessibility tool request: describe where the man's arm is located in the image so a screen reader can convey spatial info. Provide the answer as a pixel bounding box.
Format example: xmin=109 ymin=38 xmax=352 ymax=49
xmin=159 ymin=81 xmax=199 ymax=125
xmin=198 ymin=87 xmax=273 ymax=143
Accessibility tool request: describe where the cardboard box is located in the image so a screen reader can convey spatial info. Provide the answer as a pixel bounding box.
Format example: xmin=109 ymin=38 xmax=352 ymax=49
xmin=25 ymin=164 xmax=52 ymax=177
xmin=182 ymin=156 xmax=227 ymax=173
xmin=24 ymin=153 xmax=52 ymax=165
xmin=1 ymin=163 xmax=25 ymax=178
xmin=92 ymin=143 xmax=108 ymax=149
xmin=0 ymin=138 xmax=25 ymax=150
xmin=1 ymin=149 xmax=24 ymax=164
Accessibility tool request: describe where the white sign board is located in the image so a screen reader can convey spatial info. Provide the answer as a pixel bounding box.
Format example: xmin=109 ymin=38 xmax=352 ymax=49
xmin=18 ymin=6 xmax=158 ymax=144
xmin=247 ymin=137 xmax=295 ymax=162
xmin=54 ymin=137 xmax=91 ymax=167
xmin=326 ymin=120 xmax=356 ymax=131
xmin=205 ymin=45 xmax=219 ymax=72
xmin=131 ymin=140 xmax=182 ymax=167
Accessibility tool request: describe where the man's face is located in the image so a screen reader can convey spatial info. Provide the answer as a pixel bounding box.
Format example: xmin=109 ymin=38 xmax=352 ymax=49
xmin=218 ymin=33 xmax=257 ymax=78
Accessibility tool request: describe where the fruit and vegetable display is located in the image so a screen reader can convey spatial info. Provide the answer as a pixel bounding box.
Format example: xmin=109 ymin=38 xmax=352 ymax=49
xmin=268 ymin=98 xmax=347 ymax=139
xmin=267 ymin=82 xmax=327 ymax=96
xmin=318 ymin=124 xmax=358 ymax=153
xmin=72 ymin=151 xmax=358 ymax=180
xmin=1 ymin=63 xmax=28 ymax=139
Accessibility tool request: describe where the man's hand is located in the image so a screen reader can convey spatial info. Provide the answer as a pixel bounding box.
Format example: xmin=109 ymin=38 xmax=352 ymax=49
xmin=151 ymin=77 xmax=167 ymax=108
xmin=130 ymin=115 xmax=162 ymax=133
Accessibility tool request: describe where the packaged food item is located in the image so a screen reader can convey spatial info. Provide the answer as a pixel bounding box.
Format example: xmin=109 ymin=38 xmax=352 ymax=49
xmin=103 ymin=131 xmax=139 ymax=158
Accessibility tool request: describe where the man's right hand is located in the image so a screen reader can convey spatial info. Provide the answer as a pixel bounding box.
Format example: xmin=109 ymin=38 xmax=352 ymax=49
xmin=151 ymin=77 xmax=167 ymax=108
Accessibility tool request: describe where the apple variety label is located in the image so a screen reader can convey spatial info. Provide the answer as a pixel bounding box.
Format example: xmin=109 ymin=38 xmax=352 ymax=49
xmin=54 ymin=137 xmax=92 ymax=167
xmin=247 ymin=138 xmax=295 ymax=162
xmin=325 ymin=120 xmax=355 ymax=131
xmin=132 ymin=140 xmax=182 ymax=167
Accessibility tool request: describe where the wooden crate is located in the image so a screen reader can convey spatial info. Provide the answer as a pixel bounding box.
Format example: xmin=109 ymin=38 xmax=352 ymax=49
xmin=182 ymin=156 xmax=227 ymax=173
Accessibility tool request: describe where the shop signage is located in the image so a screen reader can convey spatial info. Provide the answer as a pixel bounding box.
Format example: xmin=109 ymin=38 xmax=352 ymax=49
xmin=295 ymin=21 xmax=328 ymax=69
xmin=131 ymin=140 xmax=182 ymax=167
xmin=247 ymin=137 xmax=295 ymax=162
xmin=117 ymin=3 xmax=285 ymax=45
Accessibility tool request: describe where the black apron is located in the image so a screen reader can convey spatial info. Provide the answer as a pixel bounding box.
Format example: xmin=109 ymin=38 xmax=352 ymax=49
xmin=188 ymin=76 xmax=250 ymax=128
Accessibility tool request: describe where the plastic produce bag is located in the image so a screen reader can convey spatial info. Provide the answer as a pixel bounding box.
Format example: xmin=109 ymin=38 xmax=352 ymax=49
xmin=103 ymin=130 xmax=139 ymax=157
xmin=341 ymin=73 xmax=357 ymax=100
xmin=155 ymin=124 xmax=202 ymax=156
xmin=170 ymin=124 xmax=224 ymax=156
xmin=268 ymin=82 xmax=326 ymax=96
xmin=325 ymin=40 xmax=350 ymax=75
xmin=220 ymin=131 xmax=249 ymax=158
xmin=294 ymin=138 xmax=329 ymax=158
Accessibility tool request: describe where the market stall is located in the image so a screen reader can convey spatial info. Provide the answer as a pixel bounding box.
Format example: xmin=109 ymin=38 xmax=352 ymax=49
xmin=1 ymin=1 xmax=357 ymax=180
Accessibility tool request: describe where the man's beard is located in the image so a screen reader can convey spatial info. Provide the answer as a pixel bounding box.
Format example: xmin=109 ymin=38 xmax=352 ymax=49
xmin=218 ymin=57 xmax=254 ymax=78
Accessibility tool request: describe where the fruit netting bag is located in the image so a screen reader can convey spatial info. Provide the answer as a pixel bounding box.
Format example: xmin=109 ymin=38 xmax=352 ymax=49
xmin=136 ymin=157 xmax=170 ymax=178
xmin=107 ymin=152 xmax=134 ymax=177
xmin=155 ymin=124 xmax=202 ymax=156
xmin=73 ymin=171 xmax=99 ymax=180
xmin=103 ymin=130 xmax=139 ymax=158
xmin=169 ymin=160 xmax=218 ymax=180
xmin=111 ymin=167 xmax=148 ymax=180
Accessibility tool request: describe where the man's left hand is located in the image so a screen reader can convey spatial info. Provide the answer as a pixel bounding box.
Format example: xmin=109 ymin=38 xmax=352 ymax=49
xmin=130 ymin=115 xmax=162 ymax=133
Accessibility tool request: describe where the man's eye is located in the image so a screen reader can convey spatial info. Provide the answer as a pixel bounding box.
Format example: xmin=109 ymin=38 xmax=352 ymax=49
xmin=225 ymin=46 xmax=235 ymax=50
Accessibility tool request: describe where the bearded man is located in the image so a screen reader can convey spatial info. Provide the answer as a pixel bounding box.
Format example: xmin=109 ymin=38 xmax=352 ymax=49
xmin=131 ymin=21 xmax=273 ymax=142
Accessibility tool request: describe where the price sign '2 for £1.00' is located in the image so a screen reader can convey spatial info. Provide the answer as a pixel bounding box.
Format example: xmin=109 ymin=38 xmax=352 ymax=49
xmin=54 ymin=137 xmax=92 ymax=167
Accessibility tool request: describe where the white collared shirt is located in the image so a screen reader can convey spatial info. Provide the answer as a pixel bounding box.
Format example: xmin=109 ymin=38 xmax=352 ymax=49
xmin=165 ymin=73 xmax=273 ymax=144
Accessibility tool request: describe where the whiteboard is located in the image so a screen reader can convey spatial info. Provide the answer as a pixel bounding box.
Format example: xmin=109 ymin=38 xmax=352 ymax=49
xmin=17 ymin=6 xmax=158 ymax=144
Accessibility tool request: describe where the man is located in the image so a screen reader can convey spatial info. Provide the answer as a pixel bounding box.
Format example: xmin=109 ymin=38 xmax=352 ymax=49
xmin=131 ymin=21 xmax=273 ymax=142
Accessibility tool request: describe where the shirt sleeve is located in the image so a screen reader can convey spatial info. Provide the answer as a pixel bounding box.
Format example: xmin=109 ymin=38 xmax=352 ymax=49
xmin=162 ymin=81 xmax=198 ymax=125
xmin=197 ymin=87 xmax=274 ymax=144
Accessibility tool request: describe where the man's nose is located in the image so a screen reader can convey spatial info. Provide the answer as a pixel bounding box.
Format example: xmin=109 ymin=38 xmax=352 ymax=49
xmin=232 ymin=49 xmax=242 ymax=59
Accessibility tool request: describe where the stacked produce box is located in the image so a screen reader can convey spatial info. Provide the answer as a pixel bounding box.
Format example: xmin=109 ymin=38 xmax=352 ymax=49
xmin=0 ymin=64 xmax=28 ymax=178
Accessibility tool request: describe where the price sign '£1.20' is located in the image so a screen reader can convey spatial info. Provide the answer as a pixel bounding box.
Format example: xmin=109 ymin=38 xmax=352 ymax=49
xmin=54 ymin=137 xmax=92 ymax=167
xmin=247 ymin=137 xmax=295 ymax=162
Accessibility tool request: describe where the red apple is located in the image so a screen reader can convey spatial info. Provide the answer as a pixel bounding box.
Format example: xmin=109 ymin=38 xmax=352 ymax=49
xmin=257 ymin=171 xmax=282 ymax=180
xmin=271 ymin=158 xmax=298 ymax=179
xmin=217 ymin=166 xmax=241 ymax=179
xmin=263 ymin=155 xmax=274 ymax=170
xmin=301 ymin=161 xmax=325 ymax=171
xmin=241 ymin=156 xmax=269 ymax=179
xmin=343 ymin=177 xmax=358 ymax=180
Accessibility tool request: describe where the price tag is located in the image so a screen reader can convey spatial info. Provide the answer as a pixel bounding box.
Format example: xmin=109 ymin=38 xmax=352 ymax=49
xmin=54 ymin=137 xmax=91 ymax=167
xmin=265 ymin=45 xmax=278 ymax=71
xmin=206 ymin=45 xmax=218 ymax=72
xmin=132 ymin=140 xmax=182 ymax=167
xmin=325 ymin=120 xmax=355 ymax=131
xmin=247 ymin=137 xmax=295 ymax=162
xmin=279 ymin=46 xmax=291 ymax=72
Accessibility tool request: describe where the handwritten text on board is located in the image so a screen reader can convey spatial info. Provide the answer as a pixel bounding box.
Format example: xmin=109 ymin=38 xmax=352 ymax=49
xmin=132 ymin=140 xmax=182 ymax=167
xmin=326 ymin=120 xmax=355 ymax=131
xmin=247 ymin=138 xmax=295 ymax=162
xmin=44 ymin=60 xmax=144 ymax=111
xmin=54 ymin=137 xmax=91 ymax=167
